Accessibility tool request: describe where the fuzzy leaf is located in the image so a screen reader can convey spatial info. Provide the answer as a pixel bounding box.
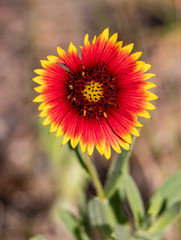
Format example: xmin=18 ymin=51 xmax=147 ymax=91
xmin=60 ymin=208 xmax=81 ymax=240
xmin=134 ymin=230 xmax=164 ymax=240
xmin=88 ymin=198 xmax=115 ymax=235
xmin=122 ymin=174 xmax=145 ymax=229
xmin=111 ymin=224 xmax=130 ymax=240
xmin=78 ymin=195 xmax=92 ymax=240
xmin=110 ymin=190 xmax=127 ymax=223
xmin=148 ymin=171 xmax=181 ymax=217
xmin=104 ymin=136 xmax=138 ymax=198
xmin=79 ymin=230 xmax=91 ymax=240
xmin=104 ymin=149 xmax=131 ymax=198
xmin=147 ymin=201 xmax=181 ymax=233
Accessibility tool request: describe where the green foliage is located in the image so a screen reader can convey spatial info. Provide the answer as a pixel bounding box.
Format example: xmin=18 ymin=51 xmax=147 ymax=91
xmin=60 ymin=208 xmax=90 ymax=240
xmin=110 ymin=191 xmax=127 ymax=224
xmin=68 ymin=143 xmax=90 ymax=177
xmin=132 ymin=172 xmax=181 ymax=239
xmin=134 ymin=230 xmax=164 ymax=240
xmin=121 ymin=173 xmax=145 ymax=229
xmin=79 ymin=194 xmax=92 ymax=239
xmin=88 ymin=198 xmax=115 ymax=235
xmin=88 ymin=198 xmax=133 ymax=239
xmin=104 ymin=149 xmax=131 ymax=198
xmin=134 ymin=201 xmax=181 ymax=240
xmin=60 ymin=208 xmax=81 ymax=239
xmin=111 ymin=224 xmax=130 ymax=240
xmin=32 ymin=138 xmax=181 ymax=240
xmin=147 ymin=201 xmax=181 ymax=233
xmin=104 ymin=136 xmax=137 ymax=198
xmin=148 ymin=171 xmax=181 ymax=217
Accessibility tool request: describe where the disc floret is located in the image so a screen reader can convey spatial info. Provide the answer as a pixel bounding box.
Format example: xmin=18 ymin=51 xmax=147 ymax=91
xmin=67 ymin=66 xmax=119 ymax=118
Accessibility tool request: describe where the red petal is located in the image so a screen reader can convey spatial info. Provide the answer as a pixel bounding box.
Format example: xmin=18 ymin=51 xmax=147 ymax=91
xmin=59 ymin=52 xmax=82 ymax=74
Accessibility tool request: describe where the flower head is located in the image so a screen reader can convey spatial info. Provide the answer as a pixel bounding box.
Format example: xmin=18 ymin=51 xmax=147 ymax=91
xmin=33 ymin=28 xmax=158 ymax=159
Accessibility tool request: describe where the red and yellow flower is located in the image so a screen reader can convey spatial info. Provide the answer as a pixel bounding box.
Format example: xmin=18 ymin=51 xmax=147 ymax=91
xmin=33 ymin=28 xmax=158 ymax=159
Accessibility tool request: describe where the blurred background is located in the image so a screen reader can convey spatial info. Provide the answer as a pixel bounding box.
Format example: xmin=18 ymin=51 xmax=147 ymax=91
xmin=0 ymin=0 xmax=181 ymax=239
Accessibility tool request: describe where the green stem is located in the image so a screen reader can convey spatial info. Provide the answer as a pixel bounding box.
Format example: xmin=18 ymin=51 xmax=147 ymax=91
xmin=86 ymin=153 xmax=106 ymax=200
xmin=68 ymin=142 xmax=90 ymax=177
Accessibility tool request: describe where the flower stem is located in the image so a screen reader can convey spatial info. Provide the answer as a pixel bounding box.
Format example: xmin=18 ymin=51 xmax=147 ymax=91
xmin=86 ymin=153 xmax=106 ymax=200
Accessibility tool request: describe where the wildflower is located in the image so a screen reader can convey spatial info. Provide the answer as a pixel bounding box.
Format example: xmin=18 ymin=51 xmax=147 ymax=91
xmin=33 ymin=28 xmax=157 ymax=159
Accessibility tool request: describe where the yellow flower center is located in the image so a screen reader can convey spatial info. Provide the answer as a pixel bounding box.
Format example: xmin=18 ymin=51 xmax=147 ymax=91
xmin=82 ymin=81 xmax=103 ymax=102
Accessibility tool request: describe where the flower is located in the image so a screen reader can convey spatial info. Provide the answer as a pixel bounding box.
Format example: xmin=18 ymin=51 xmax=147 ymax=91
xmin=33 ymin=28 xmax=158 ymax=159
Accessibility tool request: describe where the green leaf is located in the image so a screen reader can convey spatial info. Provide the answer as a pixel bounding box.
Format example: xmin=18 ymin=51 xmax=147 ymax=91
xmin=122 ymin=174 xmax=145 ymax=229
xmin=148 ymin=171 xmax=181 ymax=217
xmin=147 ymin=201 xmax=181 ymax=233
xmin=78 ymin=194 xmax=92 ymax=239
xmin=104 ymin=149 xmax=131 ymax=198
xmin=60 ymin=208 xmax=81 ymax=240
xmin=110 ymin=191 xmax=127 ymax=223
xmin=78 ymin=229 xmax=91 ymax=240
xmin=88 ymin=198 xmax=115 ymax=235
xmin=134 ymin=230 xmax=164 ymax=240
xmin=111 ymin=224 xmax=130 ymax=240
xmin=30 ymin=235 xmax=48 ymax=240
xmin=104 ymin=136 xmax=138 ymax=198
xmin=68 ymin=143 xmax=90 ymax=177
xmin=60 ymin=208 xmax=91 ymax=240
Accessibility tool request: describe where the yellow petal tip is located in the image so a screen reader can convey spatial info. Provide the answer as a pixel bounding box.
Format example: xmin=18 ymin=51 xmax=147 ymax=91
xmin=49 ymin=123 xmax=58 ymax=133
xmin=70 ymin=137 xmax=79 ymax=149
xmin=84 ymin=33 xmax=90 ymax=46
xmin=99 ymin=28 xmax=109 ymax=41
xmin=57 ymin=45 xmax=66 ymax=57
xmin=109 ymin=33 xmax=118 ymax=43
xmin=33 ymin=95 xmax=44 ymax=102
xmin=34 ymin=69 xmax=45 ymax=75
xmin=122 ymin=43 xmax=134 ymax=54
xmin=68 ymin=42 xmax=77 ymax=54
xmin=131 ymin=52 xmax=142 ymax=60
xmin=42 ymin=117 xmax=51 ymax=126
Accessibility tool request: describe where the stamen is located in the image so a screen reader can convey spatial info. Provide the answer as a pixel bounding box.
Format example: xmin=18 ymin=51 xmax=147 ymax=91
xmin=67 ymin=67 xmax=119 ymax=118
xmin=103 ymin=112 xmax=107 ymax=118
xmin=83 ymin=81 xmax=103 ymax=102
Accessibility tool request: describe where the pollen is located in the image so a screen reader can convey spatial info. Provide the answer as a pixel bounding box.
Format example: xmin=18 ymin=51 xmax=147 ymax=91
xmin=83 ymin=109 xmax=86 ymax=116
xmin=67 ymin=67 xmax=118 ymax=118
xmin=103 ymin=112 xmax=107 ymax=118
xmin=82 ymin=81 xmax=103 ymax=102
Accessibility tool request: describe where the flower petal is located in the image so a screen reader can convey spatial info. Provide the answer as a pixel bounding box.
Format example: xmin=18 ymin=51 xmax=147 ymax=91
xmin=99 ymin=28 xmax=109 ymax=41
xmin=33 ymin=28 xmax=158 ymax=159
xmin=32 ymin=76 xmax=45 ymax=85
xmin=57 ymin=46 xmax=66 ymax=57
xmin=122 ymin=43 xmax=134 ymax=54
xmin=33 ymin=95 xmax=44 ymax=102
xmin=109 ymin=33 xmax=118 ymax=43
xmin=34 ymin=69 xmax=46 ymax=75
